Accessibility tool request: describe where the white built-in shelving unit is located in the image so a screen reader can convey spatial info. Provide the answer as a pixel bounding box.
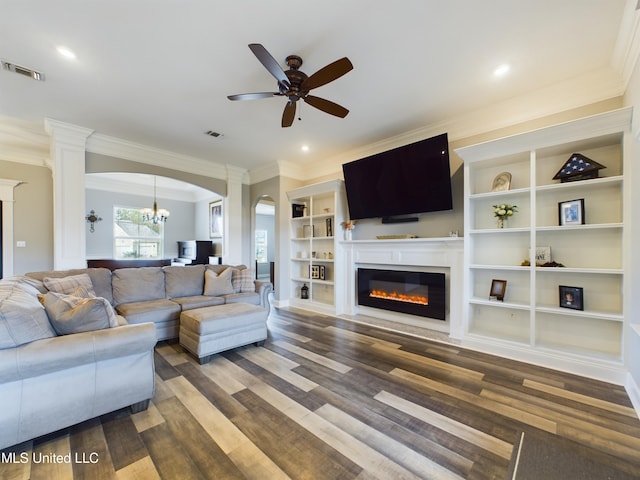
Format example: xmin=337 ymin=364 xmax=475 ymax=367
xmin=286 ymin=180 xmax=346 ymax=315
xmin=456 ymin=107 xmax=633 ymax=382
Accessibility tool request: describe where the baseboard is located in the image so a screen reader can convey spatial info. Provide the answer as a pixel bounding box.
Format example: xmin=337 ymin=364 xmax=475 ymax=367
xmin=625 ymin=373 xmax=640 ymax=420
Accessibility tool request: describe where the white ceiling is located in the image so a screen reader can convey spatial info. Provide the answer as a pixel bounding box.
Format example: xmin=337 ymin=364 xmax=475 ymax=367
xmin=0 ymin=0 xmax=636 ymax=175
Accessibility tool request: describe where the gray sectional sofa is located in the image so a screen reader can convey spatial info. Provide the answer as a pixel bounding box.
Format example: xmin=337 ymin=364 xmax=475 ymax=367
xmin=25 ymin=263 xmax=273 ymax=341
xmin=0 ymin=263 xmax=272 ymax=450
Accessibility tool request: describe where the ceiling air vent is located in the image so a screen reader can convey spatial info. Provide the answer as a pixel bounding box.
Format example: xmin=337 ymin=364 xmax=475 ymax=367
xmin=1 ymin=60 xmax=45 ymax=81
xmin=204 ymin=130 xmax=223 ymax=138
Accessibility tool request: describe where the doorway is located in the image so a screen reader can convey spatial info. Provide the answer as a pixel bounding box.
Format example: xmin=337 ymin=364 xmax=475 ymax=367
xmin=254 ymin=196 xmax=275 ymax=286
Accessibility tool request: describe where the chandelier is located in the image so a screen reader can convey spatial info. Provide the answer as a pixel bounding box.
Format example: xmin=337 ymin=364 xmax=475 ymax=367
xmin=141 ymin=176 xmax=170 ymax=224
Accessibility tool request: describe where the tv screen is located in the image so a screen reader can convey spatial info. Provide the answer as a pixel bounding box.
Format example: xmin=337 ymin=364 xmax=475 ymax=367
xmin=342 ymin=133 xmax=452 ymax=220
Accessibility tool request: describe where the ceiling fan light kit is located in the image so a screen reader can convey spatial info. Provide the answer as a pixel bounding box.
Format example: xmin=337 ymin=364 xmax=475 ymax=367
xmin=228 ymin=43 xmax=353 ymax=127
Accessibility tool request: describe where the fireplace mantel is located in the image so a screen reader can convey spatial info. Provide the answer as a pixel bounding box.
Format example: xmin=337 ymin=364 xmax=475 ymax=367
xmin=340 ymin=237 xmax=464 ymax=337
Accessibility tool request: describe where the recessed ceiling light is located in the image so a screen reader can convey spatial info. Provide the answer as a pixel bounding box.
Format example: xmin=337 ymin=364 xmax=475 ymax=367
xmin=493 ymin=64 xmax=510 ymax=77
xmin=56 ymin=46 xmax=76 ymax=59
xmin=301 ymin=145 xmax=310 ymax=152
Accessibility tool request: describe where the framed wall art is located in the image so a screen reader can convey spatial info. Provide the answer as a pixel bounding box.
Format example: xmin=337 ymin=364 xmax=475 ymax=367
xmin=209 ymin=200 xmax=223 ymax=238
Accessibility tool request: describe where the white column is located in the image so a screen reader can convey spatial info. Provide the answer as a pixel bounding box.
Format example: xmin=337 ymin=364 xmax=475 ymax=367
xmin=44 ymin=119 xmax=94 ymax=270
xmin=0 ymin=179 xmax=22 ymax=278
xmin=224 ymin=165 xmax=247 ymax=265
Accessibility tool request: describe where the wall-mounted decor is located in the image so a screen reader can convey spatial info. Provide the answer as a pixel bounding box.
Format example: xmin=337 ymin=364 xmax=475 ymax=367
xmin=558 ymin=198 xmax=585 ymax=226
xmin=559 ymin=285 xmax=584 ymax=310
xmin=209 ymin=200 xmax=223 ymax=238
xmin=490 ymin=279 xmax=507 ymax=301
xmin=552 ymin=153 xmax=605 ymax=183
xmin=85 ymin=210 xmax=102 ymax=233
xmin=491 ymin=171 xmax=512 ymax=192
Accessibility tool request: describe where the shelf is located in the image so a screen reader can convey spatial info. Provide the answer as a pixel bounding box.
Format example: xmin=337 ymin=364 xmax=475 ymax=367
xmin=535 ymin=175 xmax=623 ymax=192
xmin=535 ymin=223 xmax=622 ymax=232
xmin=469 ymin=297 xmax=530 ymax=310
xmin=469 ymin=264 xmax=530 ymax=271
xmin=535 ymin=267 xmax=623 ymax=275
xmin=469 ymin=186 xmax=531 ymax=200
xmin=469 ymin=227 xmax=530 ymax=234
xmin=535 ymin=305 xmax=623 ymax=321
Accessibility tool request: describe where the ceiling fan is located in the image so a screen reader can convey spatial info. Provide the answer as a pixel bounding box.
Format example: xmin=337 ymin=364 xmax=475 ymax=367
xmin=228 ymin=44 xmax=353 ymax=127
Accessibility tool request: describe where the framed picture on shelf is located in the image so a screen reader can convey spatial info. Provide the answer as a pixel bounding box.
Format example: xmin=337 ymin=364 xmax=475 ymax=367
xmin=489 ymin=279 xmax=507 ymax=301
xmin=326 ymin=217 xmax=333 ymax=237
xmin=319 ymin=265 xmax=326 ymax=280
xmin=209 ymin=200 xmax=223 ymax=238
xmin=558 ymin=198 xmax=585 ymax=226
xmin=491 ymin=171 xmax=512 ymax=192
xmin=534 ymin=246 xmax=551 ymax=265
xmin=559 ymin=285 xmax=584 ymax=310
xmin=310 ymin=265 xmax=320 ymax=279
xmin=292 ymin=203 xmax=306 ymax=218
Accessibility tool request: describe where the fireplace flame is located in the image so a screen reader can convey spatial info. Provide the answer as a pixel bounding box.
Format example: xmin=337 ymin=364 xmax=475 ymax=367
xmin=369 ymin=289 xmax=428 ymax=305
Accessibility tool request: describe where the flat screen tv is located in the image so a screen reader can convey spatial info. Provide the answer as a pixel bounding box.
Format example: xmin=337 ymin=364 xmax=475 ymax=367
xmin=342 ymin=133 xmax=452 ymax=221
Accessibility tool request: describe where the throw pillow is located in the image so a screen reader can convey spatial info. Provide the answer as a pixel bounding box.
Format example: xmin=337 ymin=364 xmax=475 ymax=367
xmin=39 ymin=291 xmax=119 ymax=335
xmin=0 ymin=282 xmax=56 ymax=349
xmin=203 ymin=268 xmax=235 ymax=296
xmin=231 ymin=268 xmax=255 ymax=293
xmin=43 ymin=273 xmax=96 ymax=296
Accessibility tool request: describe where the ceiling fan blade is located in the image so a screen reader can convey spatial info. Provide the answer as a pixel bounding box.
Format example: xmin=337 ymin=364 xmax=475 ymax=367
xmin=282 ymin=101 xmax=296 ymax=128
xmin=304 ymin=95 xmax=349 ymax=118
xmin=227 ymin=92 xmax=280 ymax=101
xmin=303 ymin=57 xmax=353 ymax=90
xmin=249 ymin=43 xmax=290 ymax=89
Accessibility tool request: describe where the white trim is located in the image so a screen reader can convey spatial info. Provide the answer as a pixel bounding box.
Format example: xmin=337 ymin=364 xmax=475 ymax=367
xmin=0 ymin=179 xmax=22 ymax=278
xmin=625 ymin=373 xmax=640 ymax=420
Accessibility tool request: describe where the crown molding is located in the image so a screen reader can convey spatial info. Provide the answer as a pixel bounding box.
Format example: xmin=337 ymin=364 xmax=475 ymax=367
xmin=301 ymin=67 xmax=626 ymax=181
xmin=612 ymin=0 xmax=640 ymax=88
xmin=248 ymin=161 xmax=280 ymax=184
xmin=0 ymin=117 xmax=49 ymax=166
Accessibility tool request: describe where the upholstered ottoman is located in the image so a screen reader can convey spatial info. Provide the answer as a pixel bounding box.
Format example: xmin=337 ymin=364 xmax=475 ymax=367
xmin=179 ymin=303 xmax=268 ymax=364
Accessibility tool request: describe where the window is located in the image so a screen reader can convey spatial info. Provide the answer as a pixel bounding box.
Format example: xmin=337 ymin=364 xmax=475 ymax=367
xmin=255 ymin=230 xmax=267 ymax=263
xmin=113 ymin=206 xmax=164 ymax=259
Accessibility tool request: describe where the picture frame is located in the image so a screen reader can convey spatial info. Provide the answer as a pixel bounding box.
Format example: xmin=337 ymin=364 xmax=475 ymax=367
xmin=490 ymin=279 xmax=507 ymax=301
xmin=209 ymin=200 xmax=223 ymax=238
xmin=310 ymin=265 xmax=320 ymax=279
xmin=319 ymin=265 xmax=326 ymax=280
xmin=292 ymin=203 xmax=306 ymax=218
xmin=302 ymin=224 xmax=314 ymax=238
xmin=491 ymin=171 xmax=512 ymax=192
xmin=558 ymin=198 xmax=585 ymax=226
xmin=534 ymin=246 xmax=551 ymax=265
xmin=559 ymin=285 xmax=584 ymax=311
xmin=326 ymin=217 xmax=333 ymax=237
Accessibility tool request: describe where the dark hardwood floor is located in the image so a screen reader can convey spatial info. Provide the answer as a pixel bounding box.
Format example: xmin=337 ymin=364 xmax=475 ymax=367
xmin=2 ymin=308 xmax=640 ymax=479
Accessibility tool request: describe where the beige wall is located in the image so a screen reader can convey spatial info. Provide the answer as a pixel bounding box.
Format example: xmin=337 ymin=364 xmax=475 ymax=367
xmin=0 ymin=160 xmax=53 ymax=274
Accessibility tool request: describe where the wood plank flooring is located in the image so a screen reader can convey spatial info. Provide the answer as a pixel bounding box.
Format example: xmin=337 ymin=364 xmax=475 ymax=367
xmin=2 ymin=308 xmax=640 ymax=479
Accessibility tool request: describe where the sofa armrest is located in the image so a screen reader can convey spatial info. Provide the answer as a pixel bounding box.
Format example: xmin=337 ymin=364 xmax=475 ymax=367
xmin=0 ymin=323 xmax=157 ymax=383
xmin=254 ymin=280 xmax=273 ymax=310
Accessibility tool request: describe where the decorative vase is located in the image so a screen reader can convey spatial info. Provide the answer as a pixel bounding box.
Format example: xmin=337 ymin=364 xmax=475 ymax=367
xmin=497 ymin=217 xmax=506 ymax=229
xmin=344 ymin=229 xmax=352 ymax=241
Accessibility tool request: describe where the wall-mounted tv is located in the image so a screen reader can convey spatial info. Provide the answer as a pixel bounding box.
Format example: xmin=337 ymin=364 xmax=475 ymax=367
xmin=342 ymin=133 xmax=452 ymax=221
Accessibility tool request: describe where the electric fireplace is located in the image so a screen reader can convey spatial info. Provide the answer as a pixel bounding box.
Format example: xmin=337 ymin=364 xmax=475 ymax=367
xmin=357 ymin=268 xmax=446 ymax=320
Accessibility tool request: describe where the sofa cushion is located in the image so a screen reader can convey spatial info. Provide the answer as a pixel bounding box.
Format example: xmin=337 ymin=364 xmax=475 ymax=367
xmin=0 ymin=281 xmax=56 ymax=349
xmin=39 ymin=291 xmax=119 ymax=335
xmin=206 ymin=264 xmax=247 ymax=275
xmin=231 ymin=268 xmax=255 ymax=293
xmin=223 ymin=292 xmax=261 ymax=306
xmin=164 ymin=265 xmax=205 ymax=298
xmin=171 ymin=295 xmax=225 ymax=311
xmin=116 ymin=298 xmax=181 ymax=325
xmin=112 ymin=267 xmax=165 ymax=306
xmin=203 ymin=268 xmax=234 ymax=296
xmin=44 ymin=273 xmax=96 ymax=296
